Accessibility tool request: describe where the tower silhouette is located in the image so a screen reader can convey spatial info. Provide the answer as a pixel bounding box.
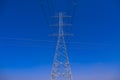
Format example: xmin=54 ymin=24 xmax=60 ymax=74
xmin=50 ymin=12 xmax=72 ymax=80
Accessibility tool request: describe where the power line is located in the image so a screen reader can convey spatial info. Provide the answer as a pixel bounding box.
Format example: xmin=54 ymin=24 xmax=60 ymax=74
xmin=39 ymin=0 xmax=78 ymax=24
xmin=39 ymin=0 xmax=49 ymax=25
xmin=0 ymin=37 xmax=112 ymax=46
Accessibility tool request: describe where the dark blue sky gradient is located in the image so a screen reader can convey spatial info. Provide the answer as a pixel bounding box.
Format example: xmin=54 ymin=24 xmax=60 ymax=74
xmin=0 ymin=0 xmax=120 ymax=79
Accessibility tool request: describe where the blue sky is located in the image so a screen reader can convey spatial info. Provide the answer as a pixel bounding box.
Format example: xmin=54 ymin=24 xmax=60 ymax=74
xmin=0 ymin=0 xmax=120 ymax=80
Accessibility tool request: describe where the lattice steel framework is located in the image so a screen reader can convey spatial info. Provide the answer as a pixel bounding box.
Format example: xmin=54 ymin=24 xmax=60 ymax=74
xmin=50 ymin=12 xmax=72 ymax=80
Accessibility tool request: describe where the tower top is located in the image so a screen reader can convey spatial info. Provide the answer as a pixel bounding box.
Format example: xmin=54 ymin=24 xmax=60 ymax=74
xmin=50 ymin=12 xmax=73 ymax=37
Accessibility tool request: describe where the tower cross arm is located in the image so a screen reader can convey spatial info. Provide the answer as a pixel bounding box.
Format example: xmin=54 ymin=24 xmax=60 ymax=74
xmin=51 ymin=16 xmax=72 ymax=18
xmin=49 ymin=24 xmax=72 ymax=27
xmin=50 ymin=33 xmax=74 ymax=37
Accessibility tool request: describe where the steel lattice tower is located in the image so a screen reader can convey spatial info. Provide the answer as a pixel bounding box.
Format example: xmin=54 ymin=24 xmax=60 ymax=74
xmin=50 ymin=12 xmax=72 ymax=80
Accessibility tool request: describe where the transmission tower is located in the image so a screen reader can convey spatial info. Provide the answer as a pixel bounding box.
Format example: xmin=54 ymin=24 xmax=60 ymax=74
xmin=50 ymin=12 xmax=72 ymax=80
